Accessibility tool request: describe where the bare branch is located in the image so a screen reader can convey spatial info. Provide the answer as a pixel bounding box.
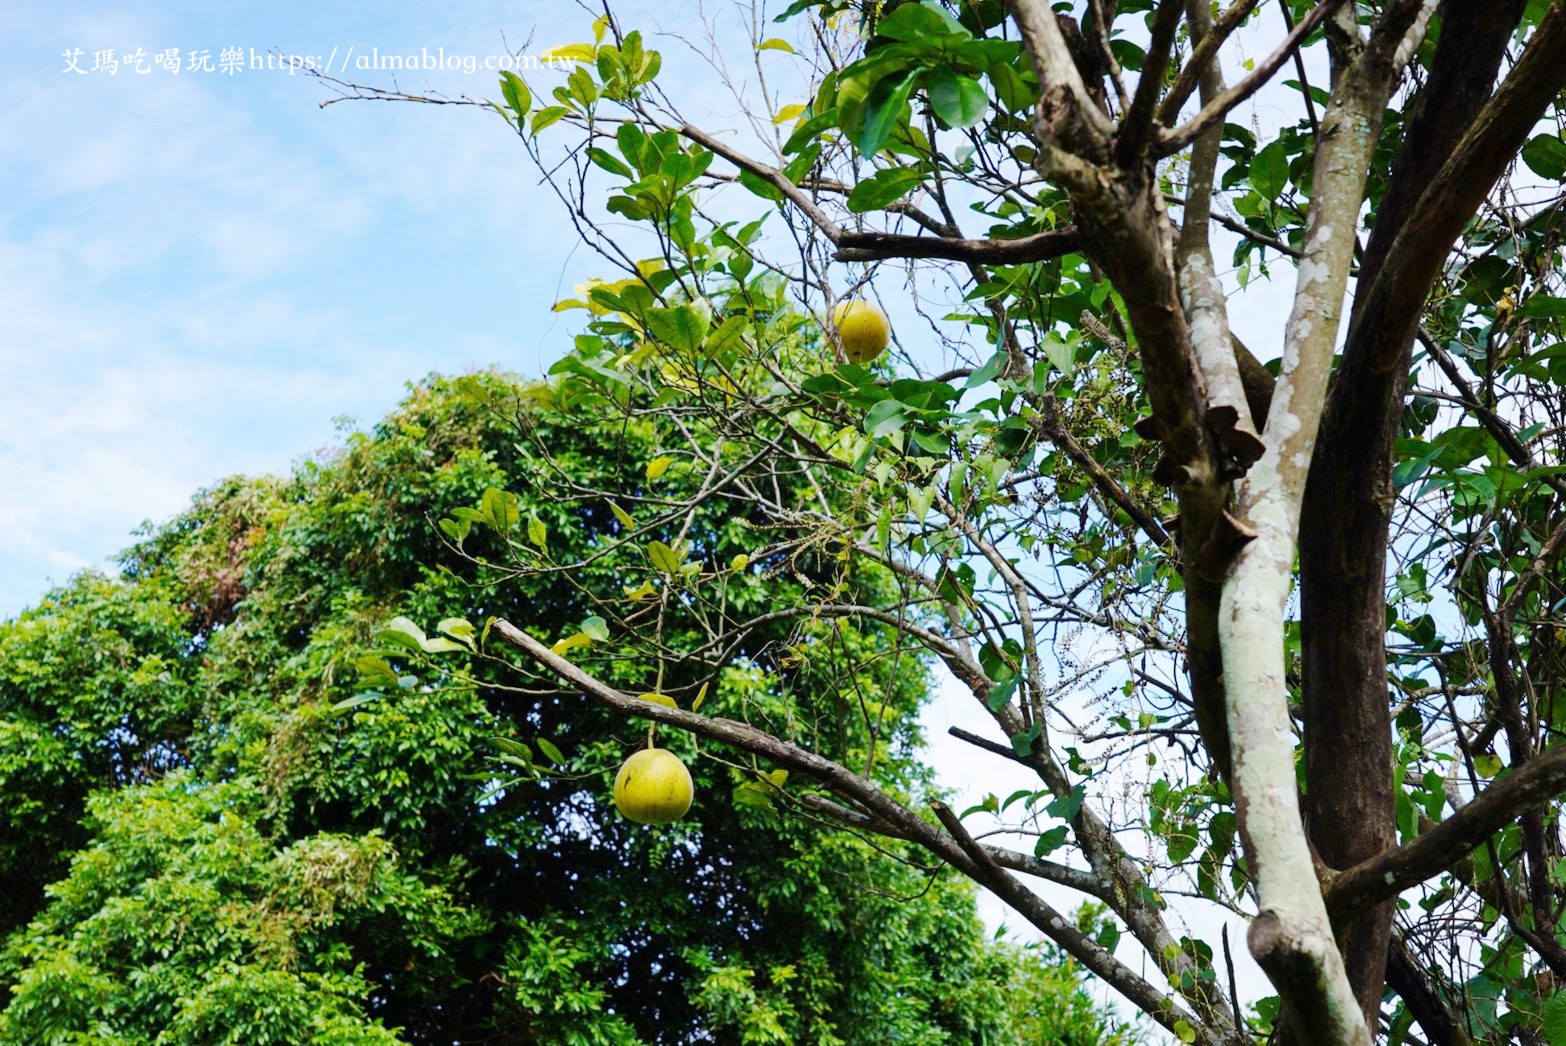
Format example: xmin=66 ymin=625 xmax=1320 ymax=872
xmin=1159 ymin=0 xmax=1263 ymax=124
xmin=1158 ymin=0 xmax=1349 ymax=158
xmin=834 ymin=226 xmax=1080 ymax=264
xmin=1114 ymin=0 xmax=1185 ymax=166
xmin=489 ymin=618 xmax=1215 ymax=1042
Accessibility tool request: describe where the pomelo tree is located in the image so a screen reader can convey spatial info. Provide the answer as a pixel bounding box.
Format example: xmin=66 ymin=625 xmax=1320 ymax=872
xmin=322 ymin=0 xmax=1566 ymax=1041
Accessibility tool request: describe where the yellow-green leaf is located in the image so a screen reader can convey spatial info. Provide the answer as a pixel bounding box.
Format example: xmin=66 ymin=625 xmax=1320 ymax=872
xmin=730 ymin=553 xmax=750 ymax=571
xmin=541 ymin=43 xmax=594 ymax=64
xmin=636 ymin=692 xmax=678 ymax=708
xmin=691 ymin=682 xmax=709 ymax=713
xmin=551 ymin=632 xmax=592 ymax=656
xmin=646 ymin=455 xmax=674 ymax=481
xmin=609 ymin=502 xmax=637 ymax=528
xmin=498 ymin=71 xmax=531 ymax=118
xmin=527 ymin=514 xmax=548 ymax=551
xmin=757 ymin=38 xmax=795 ymax=54
xmin=624 ymin=580 xmax=658 ymax=601
xmin=646 ymin=540 xmax=684 ymax=575
xmin=772 ymin=102 xmax=806 ymax=125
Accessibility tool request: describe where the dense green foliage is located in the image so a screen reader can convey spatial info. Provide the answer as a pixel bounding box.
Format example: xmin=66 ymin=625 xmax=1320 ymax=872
xmin=0 ymin=372 xmax=1129 ymax=1044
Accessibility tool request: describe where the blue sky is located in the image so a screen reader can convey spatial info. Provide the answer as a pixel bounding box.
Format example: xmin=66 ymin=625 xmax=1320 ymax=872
xmin=0 ymin=2 xmax=673 ymax=616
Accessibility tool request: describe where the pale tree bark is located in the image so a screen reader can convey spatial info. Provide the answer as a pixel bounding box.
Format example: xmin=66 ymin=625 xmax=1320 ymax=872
xmin=1216 ymin=3 xmax=1437 ymax=1039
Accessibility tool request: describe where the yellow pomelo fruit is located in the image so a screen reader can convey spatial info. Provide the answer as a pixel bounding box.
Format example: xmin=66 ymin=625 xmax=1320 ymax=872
xmin=832 ymin=299 xmax=890 ymax=363
xmin=612 ymin=748 xmax=694 ymax=824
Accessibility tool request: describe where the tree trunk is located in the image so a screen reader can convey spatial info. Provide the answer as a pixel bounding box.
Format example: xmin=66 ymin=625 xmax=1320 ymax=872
xmin=1298 ymin=0 xmax=1530 ymax=1024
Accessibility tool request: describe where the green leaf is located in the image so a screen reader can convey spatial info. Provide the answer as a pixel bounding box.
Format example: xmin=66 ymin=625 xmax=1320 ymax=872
xmin=438 ymin=618 xmax=476 ymax=643
xmin=580 ymin=615 xmax=610 ymax=642
xmin=1041 ymin=335 xmax=1075 ymax=375
xmin=636 ymin=692 xmax=678 ymax=708
xmin=646 ymin=540 xmax=685 ymax=574
xmin=1009 ymin=723 xmax=1042 ymax=756
xmin=863 ymin=399 xmax=907 ymax=436
xmin=1250 ymin=140 xmax=1289 ymax=200
xmin=846 ymin=167 xmax=926 ymax=213
xmin=481 ymin=488 xmax=520 ymax=533
xmin=494 ymin=736 xmax=533 ymax=761
xmin=531 ymin=105 xmax=570 ymax=134
xmin=609 ymin=501 xmax=637 ymax=528
xmin=1541 ymin=990 xmax=1566 ymax=1046
xmin=1034 ymin=825 xmax=1068 ymax=856
xmin=1046 ymin=785 xmax=1085 ymax=822
xmin=1174 ymin=1019 xmax=1197 ymax=1044
xmin=737 ymin=168 xmax=784 ymax=200
xmin=551 ymin=632 xmax=592 ymax=656
xmin=1522 ymin=134 xmax=1566 ymax=182
xmin=926 ymin=67 xmax=988 ymax=128
xmin=536 ymin=737 xmax=565 ymax=765
xmin=856 ymin=69 xmax=917 ymax=157
xmin=439 ymin=515 xmax=471 ymax=545
xmin=986 ymin=677 xmax=1018 ymax=711
xmin=587 ymin=147 xmax=633 ymax=178
xmin=354 ymin=654 xmax=400 ymax=688
xmin=498 ymin=71 xmax=531 ymax=118
xmin=877 ymin=2 xmax=971 ymax=42
xmin=376 ymin=617 xmax=427 ymax=653
xmin=705 ymin=315 xmax=749 ymax=357
xmin=1517 ymin=294 xmax=1566 ymax=319
xmin=527 ymin=513 xmax=548 ymax=551
xmin=646 ymin=305 xmax=708 ymax=353
xmin=330 ymin=692 xmax=383 ymax=714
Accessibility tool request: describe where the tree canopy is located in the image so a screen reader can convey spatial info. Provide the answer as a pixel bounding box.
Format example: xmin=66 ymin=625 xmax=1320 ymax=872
xmin=0 ymin=373 xmax=1126 ymax=1044
xmin=313 ymin=0 xmax=1566 ymax=1042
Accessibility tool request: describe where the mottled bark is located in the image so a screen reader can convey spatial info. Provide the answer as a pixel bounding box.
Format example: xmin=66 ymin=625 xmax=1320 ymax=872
xmin=1217 ymin=7 xmax=1424 ymax=1030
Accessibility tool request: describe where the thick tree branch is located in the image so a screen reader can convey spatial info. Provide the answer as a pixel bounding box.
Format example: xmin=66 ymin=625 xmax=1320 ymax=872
xmin=1114 ymin=0 xmax=1185 ymax=167
xmin=1327 ymin=743 xmax=1566 ymax=917
xmin=1298 ymin=0 xmax=1533 ymax=1025
xmin=1385 ymin=932 xmax=1476 ymax=1046
xmin=1177 ymin=0 xmax=1265 ymax=473
xmin=1218 ymin=23 xmax=1404 ymax=1039
xmin=1004 ymin=0 xmax=1115 ymax=152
